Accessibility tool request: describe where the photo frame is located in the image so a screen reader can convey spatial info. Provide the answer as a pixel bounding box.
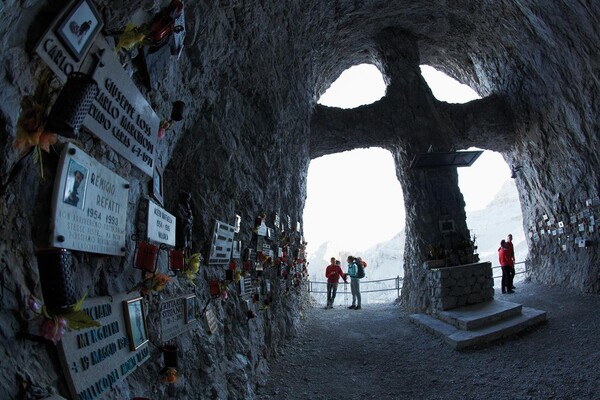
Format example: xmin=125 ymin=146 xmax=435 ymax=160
xmin=184 ymin=295 xmax=197 ymax=324
xmin=439 ymin=219 xmax=455 ymax=234
xmin=63 ymin=159 xmax=88 ymax=210
xmin=123 ymin=297 xmax=149 ymax=351
xmin=150 ymin=164 xmax=164 ymax=206
xmin=56 ymin=0 xmax=103 ymax=61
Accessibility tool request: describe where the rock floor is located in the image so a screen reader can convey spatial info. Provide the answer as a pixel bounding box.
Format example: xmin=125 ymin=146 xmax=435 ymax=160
xmin=256 ymin=281 xmax=600 ymax=400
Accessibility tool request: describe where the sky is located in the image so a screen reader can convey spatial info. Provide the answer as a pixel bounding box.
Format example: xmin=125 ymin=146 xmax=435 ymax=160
xmin=303 ymin=64 xmax=512 ymax=254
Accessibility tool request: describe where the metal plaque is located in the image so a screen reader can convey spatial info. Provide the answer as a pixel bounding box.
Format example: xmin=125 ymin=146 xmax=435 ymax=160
xmin=145 ymin=199 xmax=176 ymax=246
xmin=239 ymin=276 xmax=252 ymax=297
xmin=50 ymin=143 xmax=128 ymax=255
xmin=208 ymin=220 xmax=235 ymax=265
xmin=410 ymin=150 xmax=483 ymax=169
xmin=157 ymin=295 xmax=198 ymax=343
xmin=232 ymin=240 xmax=242 ymax=259
xmin=57 ymin=293 xmax=150 ymax=400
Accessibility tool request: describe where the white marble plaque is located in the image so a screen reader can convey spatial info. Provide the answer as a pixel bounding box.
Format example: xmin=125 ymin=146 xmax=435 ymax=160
xmin=146 ymin=199 xmax=176 ymax=246
xmin=50 ymin=143 xmax=128 ymax=255
xmin=208 ymin=220 xmax=235 ymax=265
xmin=57 ymin=293 xmax=150 ymax=400
xmin=83 ymin=37 xmax=159 ymax=177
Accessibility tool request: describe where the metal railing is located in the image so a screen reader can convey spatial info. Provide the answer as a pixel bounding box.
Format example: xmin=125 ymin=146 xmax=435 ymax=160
xmin=307 ymin=276 xmax=403 ymax=304
xmin=306 ymin=260 xmax=529 ymax=305
xmin=492 ymin=260 xmax=528 ymax=279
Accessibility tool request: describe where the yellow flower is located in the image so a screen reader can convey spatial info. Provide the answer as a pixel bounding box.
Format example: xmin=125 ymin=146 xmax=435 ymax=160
xmin=115 ymin=23 xmax=147 ymax=52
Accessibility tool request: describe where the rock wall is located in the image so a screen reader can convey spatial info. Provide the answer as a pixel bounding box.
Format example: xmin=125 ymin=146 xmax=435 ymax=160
xmin=0 ymin=0 xmax=599 ymax=398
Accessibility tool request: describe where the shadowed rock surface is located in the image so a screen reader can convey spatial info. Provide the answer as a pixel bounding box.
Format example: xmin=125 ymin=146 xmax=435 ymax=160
xmin=258 ymin=283 xmax=600 ymax=400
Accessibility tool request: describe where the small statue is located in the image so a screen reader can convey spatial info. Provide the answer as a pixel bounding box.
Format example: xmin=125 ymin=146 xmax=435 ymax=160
xmin=176 ymin=191 xmax=193 ymax=250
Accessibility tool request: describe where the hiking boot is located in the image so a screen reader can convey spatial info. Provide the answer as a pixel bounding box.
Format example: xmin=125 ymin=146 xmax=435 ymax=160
xmin=354 ymin=306 xmax=361 ymax=310
xmin=348 ymin=305 xmax=355 ymax=309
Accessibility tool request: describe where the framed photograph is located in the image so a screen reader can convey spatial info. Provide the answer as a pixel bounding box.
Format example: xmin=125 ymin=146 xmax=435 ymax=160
xmin=150 ymin=165 xmax=164 ymax=206
xmin=63 ymin=159 xmax=88 ymax=210
xmin=123 ymin=297 xmax=149 ymax=351
xmin=184 ymin=295 xmax=197 ymax=324
xmin=55 ymin=0 xmax=103 ymax=61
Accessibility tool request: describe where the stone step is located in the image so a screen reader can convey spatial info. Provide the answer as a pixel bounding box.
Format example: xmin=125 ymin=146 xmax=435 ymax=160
xmin=409 ymin=306 xmax=547 ymax=350
xmin=436 ymin=299 xmax=522 ymax=331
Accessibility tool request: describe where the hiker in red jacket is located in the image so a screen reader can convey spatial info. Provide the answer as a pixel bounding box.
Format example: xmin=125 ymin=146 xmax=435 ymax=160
xmin=499 ymin=240 xmax=514 ymax=294
xmin=325 ymin=257 xmax=347 ymax=309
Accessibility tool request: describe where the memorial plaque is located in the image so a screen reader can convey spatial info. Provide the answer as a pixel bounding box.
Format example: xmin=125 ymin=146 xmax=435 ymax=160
xmin=145 ymin=198 xmax=176 ymax=246
xmin=35 ymin=5 xmax=159 ymax=177
xmin=204 ymin=306 xmax=218 ymax=335
xmin=232 ymin=240 xmax=242 ymax=259
xmin=239 ymin=276 xmax=252 ymax=297
xmin=158 ymin=295 xmax=198 ymax=342
xmin=208 ymin=220 xmax=235 ymax=265
xmin=83 ymin=37 xmax=159 ymax=177
xmin=50 ymin=143 xmax=128 ymax=255
xmin=256 ymin=220 xmax=267 ymax=236
xmin=35 ymin=0 xmax=103 ymax=82
xmin=57 ymin=293 xmax=150 ymax=400
xmin=234 ymin=214 xmax=241 ymax=233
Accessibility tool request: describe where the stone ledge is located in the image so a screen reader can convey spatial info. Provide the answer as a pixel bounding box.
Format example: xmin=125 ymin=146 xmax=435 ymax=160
xmin=409 ymin=303 xmax=547 ymax=350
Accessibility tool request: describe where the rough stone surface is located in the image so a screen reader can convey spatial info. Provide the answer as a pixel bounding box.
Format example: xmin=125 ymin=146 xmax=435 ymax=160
xmin=1 ymin=0 xmax=600 ymax=398
xmin=257 ymin=283 xmax=600 ymax=400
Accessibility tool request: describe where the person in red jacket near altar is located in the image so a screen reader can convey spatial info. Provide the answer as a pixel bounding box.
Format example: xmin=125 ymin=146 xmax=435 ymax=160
xmin=499 ymin=240 xmax=514 ymax=294
xmin=325 ymin=257 xmax=347 ymax=309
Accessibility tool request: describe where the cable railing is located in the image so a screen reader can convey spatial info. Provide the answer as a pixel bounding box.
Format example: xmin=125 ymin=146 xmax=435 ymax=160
xmin=307 ymin=276 xmax=402 ymax=305
xmin=306 ymin=260 xmax=528 ymax=305
xmin=491 ymin=260 xmax=528 ymax=279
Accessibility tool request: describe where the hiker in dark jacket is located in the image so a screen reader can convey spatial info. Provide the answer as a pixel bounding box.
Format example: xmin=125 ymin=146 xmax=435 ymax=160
xmin=346 ymin=256 xmax=362 ymax=310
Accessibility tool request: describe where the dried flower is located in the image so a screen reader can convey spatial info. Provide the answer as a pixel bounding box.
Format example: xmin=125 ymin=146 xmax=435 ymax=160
xmin=160 ymin=367 xmax=178 ymax=384
xmin=40 ymin=316 xmax=68 ymax=344
xmin=130 ymin=272 xmax=173 ymax=296
xmin=12 ymin=70 xmax=58 ymax=179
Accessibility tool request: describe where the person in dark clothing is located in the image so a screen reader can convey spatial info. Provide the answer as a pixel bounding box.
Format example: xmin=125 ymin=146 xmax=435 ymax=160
xmin=506 ymin=233 xmax=516 ymax=290
xmin=325 ymin=257 xmax=347 ymax=309
xmin=499 ymin=240 xmax=514 ymax=293
xmin=347 ymin=256 xmax=362 ymax=309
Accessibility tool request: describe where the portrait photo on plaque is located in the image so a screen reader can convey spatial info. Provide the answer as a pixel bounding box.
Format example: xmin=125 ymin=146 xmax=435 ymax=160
xmin=150 ymin=164 xmax=164 ymax=206
xmin=63 ymin=159 xmax=88 ymax=209
xmin=123 ymin=297 xmax=149 ymax=350
xmin=55 ymin=0 xmax=103 ymax=61
xmin=184 ymin=295 xmax=197 ymax=324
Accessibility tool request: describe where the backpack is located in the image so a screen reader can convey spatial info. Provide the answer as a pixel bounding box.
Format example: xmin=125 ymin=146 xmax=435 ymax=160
xmin=356 ymin=260 xmax=365 ymax=279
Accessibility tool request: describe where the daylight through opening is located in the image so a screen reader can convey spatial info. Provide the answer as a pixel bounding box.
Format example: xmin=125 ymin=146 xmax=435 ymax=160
xmin=318 ymin=64 xmax=386 ymax=108
xmin=304 ymin=147 xmax=405 ymax=305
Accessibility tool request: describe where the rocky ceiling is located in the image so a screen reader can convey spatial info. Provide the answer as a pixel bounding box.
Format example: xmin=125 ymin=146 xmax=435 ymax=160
xmin=0 ymin=0 xmax=598 ymax=398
